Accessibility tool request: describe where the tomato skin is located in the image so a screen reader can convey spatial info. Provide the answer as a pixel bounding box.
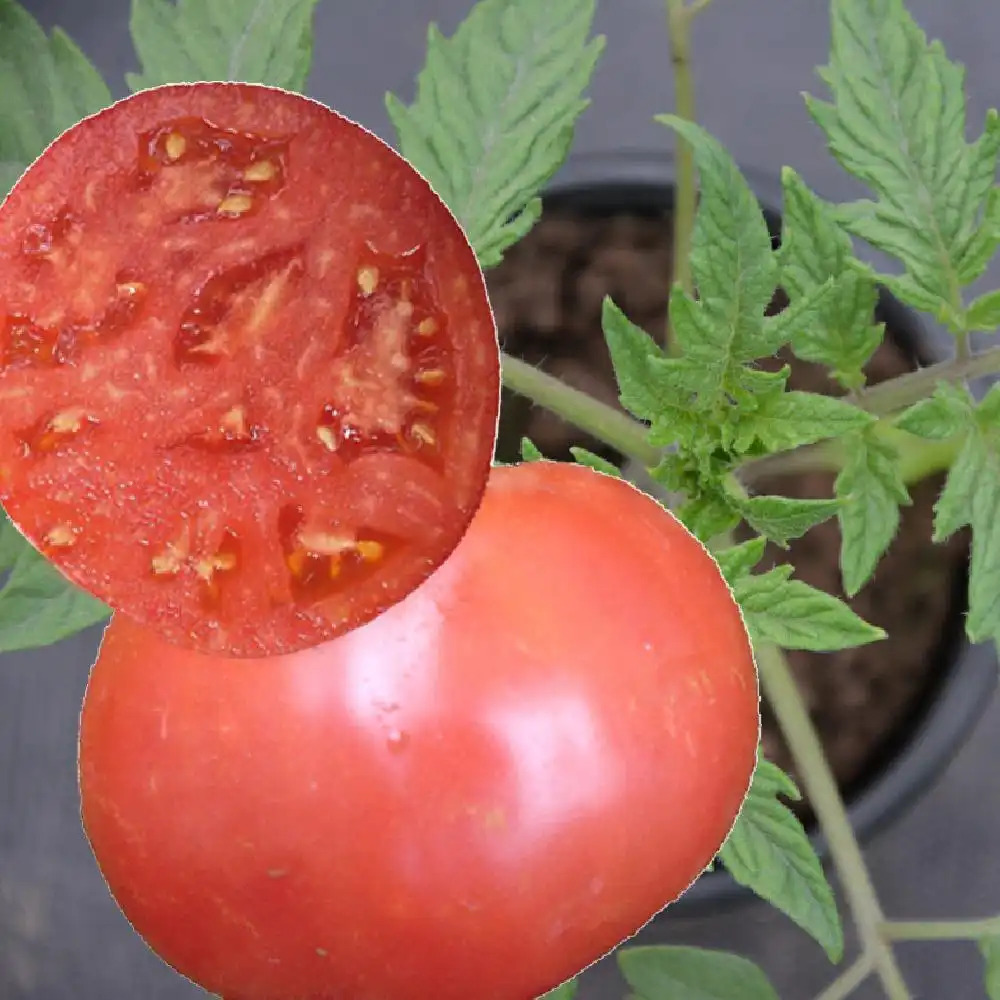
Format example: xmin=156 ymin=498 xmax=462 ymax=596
xmin=0 ymin=82 xmax=499 ymax=656
xmin=79 ymin=462 xmax=759 ymax=1000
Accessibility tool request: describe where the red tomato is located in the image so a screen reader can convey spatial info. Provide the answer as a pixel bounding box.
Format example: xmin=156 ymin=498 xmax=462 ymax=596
xmin=78 ymin=462 xmax=759 ymax=1000
xmin=0 ymin=82 xmax=498 ymax=656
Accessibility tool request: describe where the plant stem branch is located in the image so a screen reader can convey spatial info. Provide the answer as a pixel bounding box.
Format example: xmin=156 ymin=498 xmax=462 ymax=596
xmin=813 ymin=954 xmax=874 ymax=1000
xmin=755 ymin=642 xmax=911 ymax=1000
xmin=740 ymin=421 xmax=962 ymax=487
xmin=665 ymin=0 xmax=696 ymax=300
xmin=858 ymin=343 xmax=1000 ymax=415
xmin=499 ymin=355 xmax=661 ymax=466
xmin=881 ymin=917 xmax=1000 ymax=942
xmin=665 ymin=0 xmax=705 ymax=332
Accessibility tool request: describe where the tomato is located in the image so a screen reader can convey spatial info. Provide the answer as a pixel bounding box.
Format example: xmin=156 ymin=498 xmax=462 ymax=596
xmin=78 ymin=462 xmax=759 ymax=1000
xmin=0 ymin=82 xmax=499 ymax=656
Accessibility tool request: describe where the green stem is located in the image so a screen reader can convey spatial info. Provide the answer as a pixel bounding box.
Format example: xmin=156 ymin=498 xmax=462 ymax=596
xmin=881 ymin=917 xmax=1000 ymax=943
xmin=740 ymin=420 xmax=962 ymax=486
xmin=499 ymin=354 xmax=661 ymax=466
xmin=665 ymin=0 xmax=701 ymax=311
xmin=859 ymin=343 xmax=1000 ymax=416
xmin=756 ymin=642 xmax=912 ymax=1000
xmin=813 ymin=954 xmax=874 ymax=1000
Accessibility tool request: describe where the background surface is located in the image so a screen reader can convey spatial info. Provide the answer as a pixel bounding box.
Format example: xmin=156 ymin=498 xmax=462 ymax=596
xmin=3 ymin=2 xmax=1000 ymax=998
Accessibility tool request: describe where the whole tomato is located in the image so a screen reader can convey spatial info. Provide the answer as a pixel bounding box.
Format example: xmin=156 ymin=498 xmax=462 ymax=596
xmin=78 ymin=462 xmax=759 ymax=1000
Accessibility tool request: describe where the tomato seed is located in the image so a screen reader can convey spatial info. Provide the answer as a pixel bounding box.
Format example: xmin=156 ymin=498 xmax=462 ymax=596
xmin=355 ymin=540 xmax=384 ymax=563
xmin=44 ymin=523 xmax=77 ymax=547
xmin=243 ymin=160 xmax=277 ymax=182
xmin=217 ymin=193 xmax=253 ymax=216
xmin=356 ymin=266 xmax=379 ymax=296
xmin=414 ymin=369 xmax=446 ymax=386
xmin=164 ymin=133 xmax=187 ymax=160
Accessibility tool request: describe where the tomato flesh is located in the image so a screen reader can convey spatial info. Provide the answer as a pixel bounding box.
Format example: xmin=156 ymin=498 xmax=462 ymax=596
xmin=79 ymin=462 xmax=759 ymax=1000
xmin=0 ymin=83 xmax=499 ymax=655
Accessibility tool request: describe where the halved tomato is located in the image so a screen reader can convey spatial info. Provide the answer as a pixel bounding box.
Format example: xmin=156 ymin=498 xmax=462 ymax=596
xmin=0 ymin=82 xmax=499 ymax=656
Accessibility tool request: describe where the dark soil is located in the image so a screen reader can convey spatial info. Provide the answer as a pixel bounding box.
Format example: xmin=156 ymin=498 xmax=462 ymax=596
xmin=485 ymin=204 xmax=970 ymax=821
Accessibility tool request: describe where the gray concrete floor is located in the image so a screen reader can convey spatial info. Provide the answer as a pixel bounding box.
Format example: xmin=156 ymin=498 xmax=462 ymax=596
xmin=4 ymin=2 xmax=1000 ymax=998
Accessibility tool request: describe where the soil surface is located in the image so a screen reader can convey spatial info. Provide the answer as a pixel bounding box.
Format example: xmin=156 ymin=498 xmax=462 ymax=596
xmin=486 ymin=205 xmax=969 ymax=821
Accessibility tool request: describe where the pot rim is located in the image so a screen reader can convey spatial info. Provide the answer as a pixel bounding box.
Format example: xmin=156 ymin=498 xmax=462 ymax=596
xmin=535 ymin=149 xmax=999 ymax=913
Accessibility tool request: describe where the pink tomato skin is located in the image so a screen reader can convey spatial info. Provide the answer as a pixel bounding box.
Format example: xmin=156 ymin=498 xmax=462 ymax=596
xmin=79 ymin=461 xmax=759 ymax=1000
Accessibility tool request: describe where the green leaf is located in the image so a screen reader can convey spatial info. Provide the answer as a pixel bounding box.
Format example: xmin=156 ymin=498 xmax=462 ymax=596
xmin=676 ymin=489 xmax=741 ymax=545
xmin=895 ymin=382 xmax=973 ymax=439
xmin=932 ymin=402 xmax=1000 ymax=646
xmin=733 ymin=390 xmax=872 ymax=455
xmin=618 ymin=945 xmax=779 ymax=1000
xmin=957 ymin=187 xmax=1000 ymax=285
xmin=520 ymin=437 xmax=544 ymax=462
xmin=602 ymin=297 xmax=672 ymax=422
xmin=778 ymin=167 xmax=882 ymax=389
xmin=835 ymin=427 xmax=911 ymax=596
xmin=714 ymin=537 xmax=767 ymax=587
xmin=805 ymin=0 xmax=1000 ymax=330
xmin=539 ymin=980 xmax=577 ymax=1000
xmin=734 ymin=565 xmax=886 ymax=651
xmin=569 ymin=447 xmax=621 ymax=477
xmin=966 ymin=290 xmax=1000 ymax=332
xmin=0 ymin=161 xmax=24 ymax=198
xmin=736 ymin=495 xmax=841 ymax=547
xmin=0 ymin=1 xmax=111 ymax=172
xmin=387 ymin=0 xmax=604 ymax=268
xmin=981 ymin=935 xmax=1000 ymax=1000
xmin=127 ymin=0 xmax=319 ymax=92
xmin=721 ymin=759 xmax=843 ymax=962
xmin=653 ymin=117 xmax=778 ymax=405
xmin=0 ymin=514 xmax=109 ymax=653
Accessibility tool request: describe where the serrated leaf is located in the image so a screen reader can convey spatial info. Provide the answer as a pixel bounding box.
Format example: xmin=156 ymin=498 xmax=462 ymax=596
xmin=895 ymin=382 xmax=973 ymax=439
xmin=654 ymin=117 xmax=778 ymax=405
xmin=778 ymin=167 xmax=882 ymax=388
xmin=933 ymin=430 xmax=979 ymax=542
xmin=835 ymin=427 xmax=911 ymax=595
xmin=520 ymin=437 xmax=544 ymax=462
xmin=538 ymin=979 xmax=577 ymax=1000
xmin=733 ymin=390 xmax=872 ymax=455
xmin=721 ymin=759 xmax=843 ymax=962
xmin=569 ymin=447 xmax=620 ymax=477
xmin=0 ymin=161 xmax=24 ymax=198
xmin=127 ymin=0 xmax=319 ymax=92
xmin=737 ymin=495 xmax=841 ymax=547
xmin=958 ymin=187 xmax=1000 ymax=285
xmin=602 ymin=297 xmax=672 ymax=421
xmin=932 ymin=412 xmax=1000 ymax=646
xmin=618 ymin=946 xmax=779 ymax=1000
xmin=966 ymin=290 xmax=1000 ymax=332
xmin=978 ymin=383 xmax=1000 ymax=430
xmin=734 ymin=566 xmax=886 ymax=651
xmin=0 ymin=514 xmax=109 ymax=653
xmin=714 ymin=537 xmax=768 ymax=586
xmin=387 ymin=0 xmax=604 ymax=268
xmin=0 ymin=1 xmax=111 ymax=172
xmin=677 ymin=490 xmax=741 ymax=545
xmin=981 ymin=935 xmax=1000 ymax=1000
xmin=757 ymin=278 xmax=837 ymax=356
xmin=806 ymin=0 xmax=1000 ymax=331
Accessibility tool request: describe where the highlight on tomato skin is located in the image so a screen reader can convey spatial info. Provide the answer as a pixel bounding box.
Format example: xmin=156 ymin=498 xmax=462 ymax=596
xmin=0 ymin=81 xmax=500 ymax=658
xmin=78 ymin=461 xmax=760 ymax=1000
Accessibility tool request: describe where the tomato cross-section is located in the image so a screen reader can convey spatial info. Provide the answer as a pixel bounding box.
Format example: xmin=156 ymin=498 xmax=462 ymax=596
xmin=0 ymin=82 xmax=499 ymax=655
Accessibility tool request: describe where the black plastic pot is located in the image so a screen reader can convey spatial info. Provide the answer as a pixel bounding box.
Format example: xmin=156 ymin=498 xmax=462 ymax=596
xmin=530 ymin=150 xmax=1000 ymax=913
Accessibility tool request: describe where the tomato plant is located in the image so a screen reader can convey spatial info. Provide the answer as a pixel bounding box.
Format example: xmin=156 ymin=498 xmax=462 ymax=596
xmin=78 ymin=461 xmax=759 ymax=1000
xmin=0 ymin=81 xmax=499 ymax=657
xmin=3 ymin=0 xmax=1000 ymax=996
